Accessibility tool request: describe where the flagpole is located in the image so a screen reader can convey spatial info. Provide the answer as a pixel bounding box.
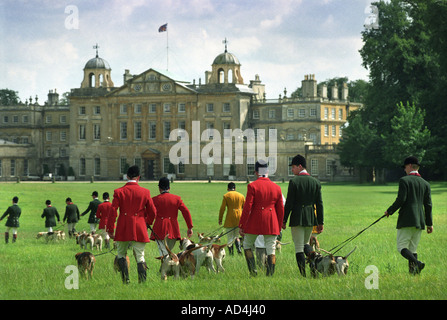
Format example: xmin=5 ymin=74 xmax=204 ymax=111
xmin=158 ymin=23 xmax=168 ymax=71
xmin=166 ymin=24 xmax=169 ymax=71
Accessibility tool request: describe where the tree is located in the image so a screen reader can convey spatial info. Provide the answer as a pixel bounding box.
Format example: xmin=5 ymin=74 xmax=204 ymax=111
xmin=58 ymin=164 xmax=67 ymax=177
xmin=0 ymin=89 xmax=20 ymax=105
xmin=59 ymin=92 xmax=70 ymax=105
xmin=360 ymin=0 xmax=437 ymax=133
xmin=229 ymin=164 xmax=236 ymax=176
xmin=338 ymin=110 xmax=381 ymax=182
xmin=420 ymin=0 xmax=447 ymax=176
xmin=353 ymin=0 xmax=444 ymax=178
xmin=347 ymin=80 xmax=370 ymax=103
xmin=168 ymin=163 xmax=176 ymax=174
xmin=68 ymin=166 xmax=75 ymax=176
xmin=381 ymin=101 xmax=431 ymax=167
xmin=43 ymin=164 xmax=50 ymax=174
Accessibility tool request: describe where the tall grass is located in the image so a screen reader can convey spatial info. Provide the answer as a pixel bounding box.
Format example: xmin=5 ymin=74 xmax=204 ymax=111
xmin=0 ymin=181 xmax=446 ymax=300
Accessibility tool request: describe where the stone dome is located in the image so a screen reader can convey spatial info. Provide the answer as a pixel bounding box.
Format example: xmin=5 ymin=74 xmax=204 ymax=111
xmin=213 ymin=51 xmax=240 ymax=65
xmin=84 ymin=56 xmax=111 ymax=69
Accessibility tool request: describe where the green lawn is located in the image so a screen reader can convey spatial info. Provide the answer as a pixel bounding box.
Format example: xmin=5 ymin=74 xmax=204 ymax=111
xmin=0 ymin=180 xmax=446 ymax=300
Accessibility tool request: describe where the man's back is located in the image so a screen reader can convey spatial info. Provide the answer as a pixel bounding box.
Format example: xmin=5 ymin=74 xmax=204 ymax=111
xmin=387 ymin=175 xmax=432 ymax=229
xmin=97 ymin=201 xmax=116 ymax=230
xmin=113 ymin=183 xmax=152 ymax=216
xmin=240 ymin=177 xmax=284 ymax=235
xmin=150 ymin=192 xmax=192 ymax=240
xmin=64 ymin=203 xmax=79 ymax=222
xmin=284 ymin=174 xmax=323 ymax=227
xmin=219 ymin=191 xmax=245 ymax=228
xmin=112 ymin=182 xmax=156 ymax=242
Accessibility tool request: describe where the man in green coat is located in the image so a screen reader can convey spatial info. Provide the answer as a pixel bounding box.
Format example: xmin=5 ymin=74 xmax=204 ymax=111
xmin=385 ymin=156 xmax=433 ymax=275
xmin=81 ymin=191 xmax=101 ymax=233
xmin=283 ymin=155 xmax=324 ymax=277
xmin=63 ymin=197 xmax=80 ymax=238
xmin=0 ymin=196 xmax=21 ymax=243
xmin=41 ymin=200 xmax=60 ymax=233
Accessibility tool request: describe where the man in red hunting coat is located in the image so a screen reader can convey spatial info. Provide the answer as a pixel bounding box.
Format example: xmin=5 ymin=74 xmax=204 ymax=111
xmin=148 ymin=177 xmax=193 ymax=256
xmin=239 ymin=160 xmax=284 ymax=276
xmin=112 ymin=165 xmax=157 ymax=284
xmin=96 ymin=192 xmax=117 ymax=248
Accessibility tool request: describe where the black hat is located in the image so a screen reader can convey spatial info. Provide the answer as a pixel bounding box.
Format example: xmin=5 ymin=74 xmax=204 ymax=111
xmin=158 ymin=177 xmax=170 ymax=190
xmin=402 ymin=156 xmax=421 ymax=168
xmin=127 ymin=165 xmax=140 ymax=179
xmin=227 ymin=182 xmax=236 ymax=190
xmin=91 ymin=191 xmax=98 ymax=197
xmin=289 ymin=154 xmax=306 ymax=168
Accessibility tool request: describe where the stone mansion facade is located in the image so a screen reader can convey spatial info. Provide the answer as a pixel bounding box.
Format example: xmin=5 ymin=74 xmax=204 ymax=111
xmin=0 ymin=46 xmax=360 ymax=182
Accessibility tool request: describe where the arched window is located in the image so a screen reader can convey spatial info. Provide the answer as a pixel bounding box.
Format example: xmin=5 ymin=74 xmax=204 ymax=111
xmin=228 ymin=69 xmax=233 ymax=83
xmin=218 ymin=68 xmax=225 ymax=84
xmin=89 ymin=73 xmax=95 ymax=87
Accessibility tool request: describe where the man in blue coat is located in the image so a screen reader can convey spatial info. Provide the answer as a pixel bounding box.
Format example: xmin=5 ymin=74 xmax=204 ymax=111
xmin=385 ymin=156 xmax=433 ymax=274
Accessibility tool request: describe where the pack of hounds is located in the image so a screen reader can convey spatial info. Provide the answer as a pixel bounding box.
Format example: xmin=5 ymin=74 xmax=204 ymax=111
xmin=37 ymin=229 xmax=356 ymax=281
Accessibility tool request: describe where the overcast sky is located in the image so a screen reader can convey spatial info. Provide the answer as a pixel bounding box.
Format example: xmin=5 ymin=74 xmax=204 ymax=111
xmin=0 ymin=0 xmax=377 ymax=103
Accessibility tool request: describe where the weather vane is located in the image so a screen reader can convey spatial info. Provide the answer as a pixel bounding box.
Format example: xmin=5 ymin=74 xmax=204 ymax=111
xmin=93 ymin=43 xmax=100 ymax=57
xmin=223 ymin=38 xmax=228 ymax=53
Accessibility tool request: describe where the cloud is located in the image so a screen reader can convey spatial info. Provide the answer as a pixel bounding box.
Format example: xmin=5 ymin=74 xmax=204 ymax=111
xmin=0 ymin=0 xmax=371 ymax=102
xmin=111 ymin=0 xmax=147 ymax=21
xmin=260 ymin=15 xmax=283 ymax=29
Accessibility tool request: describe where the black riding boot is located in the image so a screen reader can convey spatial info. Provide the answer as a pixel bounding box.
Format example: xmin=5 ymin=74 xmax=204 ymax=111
xmin=296 ymin=252 xmax=306 ymax=277
xmin=228 ymin=245 xmax=234 ymax=256
xmin=244 ymin=249 xmax=257 ymax=276
xmin=266 ymin=254 xmax=276 ymax=276
xmin=137 ymin=262 xmax=147 ymax=283
xmin=401 ymin=249 xmax=424 ymax=274
xmin=5 ymin=232 xmax=9 ymax=244
xmin=118 ymin=257 xmax=130 ymax=284
xmin=409 ymin=253 xmax=417 ymax=274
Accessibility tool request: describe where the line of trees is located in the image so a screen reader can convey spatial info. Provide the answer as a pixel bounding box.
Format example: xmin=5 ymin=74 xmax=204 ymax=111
xmin=338 ymin=0 xmax=447 ymax=182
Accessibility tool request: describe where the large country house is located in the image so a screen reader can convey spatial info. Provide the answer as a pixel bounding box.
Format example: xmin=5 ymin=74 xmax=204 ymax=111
xmin=0 ymin=44 xmax=360 ymax=182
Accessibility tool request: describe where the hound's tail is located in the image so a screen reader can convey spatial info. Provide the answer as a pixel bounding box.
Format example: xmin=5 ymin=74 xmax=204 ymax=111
xmin=343 ymin=246 xmax=357 ymax=259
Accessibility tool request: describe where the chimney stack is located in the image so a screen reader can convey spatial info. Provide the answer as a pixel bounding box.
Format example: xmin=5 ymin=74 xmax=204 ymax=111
xmin=301 ymin=74 xmax=317 ymax=99
xmin=47 ymin=89 xmax=59 ymax=106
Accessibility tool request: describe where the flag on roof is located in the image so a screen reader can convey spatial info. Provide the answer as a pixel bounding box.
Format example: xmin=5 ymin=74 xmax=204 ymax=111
xmin=158 ymin=23 xmax=167 ymax=32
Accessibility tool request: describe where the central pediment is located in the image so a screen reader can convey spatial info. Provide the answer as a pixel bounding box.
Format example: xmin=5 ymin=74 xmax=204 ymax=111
xmin=106 ymin=68 xmax=197 ymax=97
